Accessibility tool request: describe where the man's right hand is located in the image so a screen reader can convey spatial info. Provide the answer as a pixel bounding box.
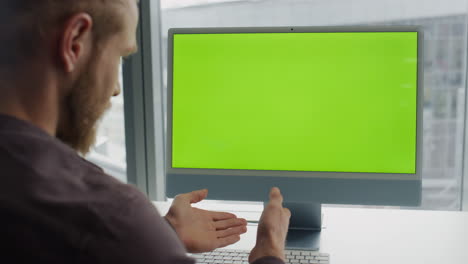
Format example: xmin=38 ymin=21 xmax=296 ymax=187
xmin=249 ymin=187 xmax=291 ymax=263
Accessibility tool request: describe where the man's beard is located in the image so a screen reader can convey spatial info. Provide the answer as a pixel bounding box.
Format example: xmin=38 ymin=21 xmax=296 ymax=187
xmin=56 ymin=71 xmax=111 ymax=155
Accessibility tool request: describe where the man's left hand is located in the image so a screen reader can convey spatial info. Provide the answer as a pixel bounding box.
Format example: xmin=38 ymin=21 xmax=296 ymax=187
xmin=165 ymin=189 xmax=248 ymax=253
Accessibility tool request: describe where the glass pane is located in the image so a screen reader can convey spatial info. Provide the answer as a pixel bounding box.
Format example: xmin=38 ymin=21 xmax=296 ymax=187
xmin=87 ymin=66 xmax=127 ymax=183
xmin=160 ymin=0 xmax=468 ymax=210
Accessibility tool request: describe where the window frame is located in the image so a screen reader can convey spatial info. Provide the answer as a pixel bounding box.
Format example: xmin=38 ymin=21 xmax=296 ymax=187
xmin=123 ymin=0 xmax=166 ymax=201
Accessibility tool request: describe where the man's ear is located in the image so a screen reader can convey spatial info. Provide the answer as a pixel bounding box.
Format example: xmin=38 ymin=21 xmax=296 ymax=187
xmin=60 ymin=13 xmax=93 ymax=73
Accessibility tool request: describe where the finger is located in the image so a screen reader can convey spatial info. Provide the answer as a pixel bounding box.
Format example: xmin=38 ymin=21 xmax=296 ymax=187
xmin=214 ymin=218 xmax=247 ymax=230
xmin=269 ymin=187 xmax=283 ymax=205
xmin=217 ymin=235 xmax=241 ymax=248
xmin=176 ymin=189 xmax=208 ymax=204
xmin=217 ymin=225 xmax=247 ymax=238
xmin=191 ymin=189 xmax=209 ymax=203
xmin=211 ymin=211 xmax=237 ymax=221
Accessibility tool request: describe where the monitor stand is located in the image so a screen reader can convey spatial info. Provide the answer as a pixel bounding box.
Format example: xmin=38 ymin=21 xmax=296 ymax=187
xmin=283 ymin=202 xmax=322 ymax=251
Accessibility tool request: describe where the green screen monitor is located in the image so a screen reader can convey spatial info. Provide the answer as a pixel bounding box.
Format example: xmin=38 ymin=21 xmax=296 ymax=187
xmin=166 ymin=26 xmax=422 ymax=249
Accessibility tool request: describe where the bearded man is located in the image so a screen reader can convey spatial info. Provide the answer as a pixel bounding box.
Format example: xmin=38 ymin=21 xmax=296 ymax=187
xmin=0 ymin=0 xmax=291 ymax=263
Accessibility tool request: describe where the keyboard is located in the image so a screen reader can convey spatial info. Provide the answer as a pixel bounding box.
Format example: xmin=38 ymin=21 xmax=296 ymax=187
xmin=190 ymin=249 xmax=330 ymax=264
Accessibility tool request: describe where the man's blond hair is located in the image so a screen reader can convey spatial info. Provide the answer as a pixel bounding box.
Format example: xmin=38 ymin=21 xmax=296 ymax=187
xmin=0 ymin=0 xmax=125 ymax=69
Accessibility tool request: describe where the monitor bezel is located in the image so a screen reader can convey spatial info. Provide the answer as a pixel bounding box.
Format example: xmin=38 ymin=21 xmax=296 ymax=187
xmin=166 ymin=26 xmax=423 ymax=205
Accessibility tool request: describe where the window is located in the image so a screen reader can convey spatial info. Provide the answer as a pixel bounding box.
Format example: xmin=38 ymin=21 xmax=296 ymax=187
xmin=87 ymin=67 xmax=127 ymax=183
xmin=156 ymin=0 xmax=468 ymax=210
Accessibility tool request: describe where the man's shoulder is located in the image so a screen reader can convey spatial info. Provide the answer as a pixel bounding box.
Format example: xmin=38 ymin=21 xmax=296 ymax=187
xmin=0 ymin=119 xmax=140 ymax=207
xmin=0 ymin=115 xmax=86 ymax=174
xmin=0 ymin=114 xmax=139 ymax=209
xmin=0 ymin=113 xmax=149 ymax=228
xmin=0 ymin=116 xmax=167 ymax=261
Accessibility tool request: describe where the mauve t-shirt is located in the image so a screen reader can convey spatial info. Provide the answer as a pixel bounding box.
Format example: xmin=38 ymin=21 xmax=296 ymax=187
xmin=0 ymin=114 xmax=283 ymax=264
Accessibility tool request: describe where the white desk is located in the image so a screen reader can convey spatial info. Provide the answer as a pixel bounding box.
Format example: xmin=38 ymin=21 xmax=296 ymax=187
xmin=154 ymin=201 xmax=468 ymax=264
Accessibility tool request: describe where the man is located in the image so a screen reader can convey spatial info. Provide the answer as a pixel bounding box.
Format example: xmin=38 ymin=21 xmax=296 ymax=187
xmin=0 ymin=0 xmax=291 ymax=263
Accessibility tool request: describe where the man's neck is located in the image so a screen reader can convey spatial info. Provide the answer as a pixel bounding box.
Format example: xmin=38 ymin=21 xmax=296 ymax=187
xmin=0 ymin=70 xmax=61 ymax=136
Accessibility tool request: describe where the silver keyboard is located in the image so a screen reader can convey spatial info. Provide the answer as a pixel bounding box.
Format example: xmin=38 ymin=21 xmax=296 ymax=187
xmin=191 ymin=249 xmax=330 ymax=264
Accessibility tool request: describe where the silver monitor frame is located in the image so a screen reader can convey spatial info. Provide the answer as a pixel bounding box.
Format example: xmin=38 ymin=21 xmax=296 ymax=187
xmin=166 ymin=26 xmax=423 ymax=206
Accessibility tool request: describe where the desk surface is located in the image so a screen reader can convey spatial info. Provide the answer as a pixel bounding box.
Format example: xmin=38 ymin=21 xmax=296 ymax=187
xmin=154 ymin=201 xmax=468 ymax=264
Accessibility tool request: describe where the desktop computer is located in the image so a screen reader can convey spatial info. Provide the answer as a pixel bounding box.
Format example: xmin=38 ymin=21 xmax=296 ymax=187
xmin=166 ymin=26 xmax=422 ymax=261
